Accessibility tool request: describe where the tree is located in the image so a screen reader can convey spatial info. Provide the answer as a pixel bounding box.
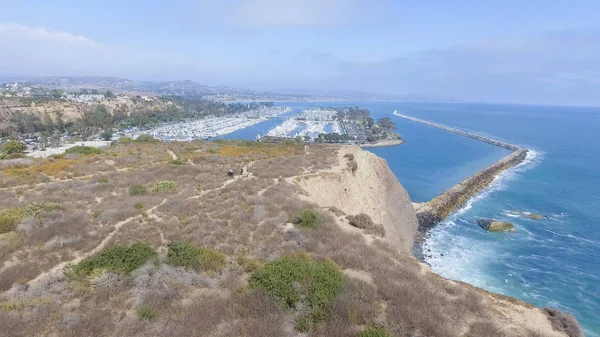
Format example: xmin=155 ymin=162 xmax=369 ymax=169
xmin=377 ymin=118 xmax=396 ymax=131
xmin=2 ymin=140 xmax=27 ymax=154
xmin=101 ymin=130 xmax=113 ymax=141
xmin=105 ymin=90 xmax=115 ymax=99
xmin=51 ymin=89 xmax=63 ymax=99
xmin=55 ymin=111 xmax=65 ymax=132
xmin=303 ymin=135 xmax=311 ymax=142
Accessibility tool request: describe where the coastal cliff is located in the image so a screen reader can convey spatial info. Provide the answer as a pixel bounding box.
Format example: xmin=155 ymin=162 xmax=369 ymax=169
xmin=291 ymin=146 xmax=418 ymax=252
xmin=294 ymin=147 xmax=578 ymax=337
xmin=0 ymin=141 xmax=580 ymax=336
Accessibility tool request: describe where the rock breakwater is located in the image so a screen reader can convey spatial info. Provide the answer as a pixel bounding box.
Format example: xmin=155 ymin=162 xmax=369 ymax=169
xmin=393 ymin=112 xmax=528 ymax=233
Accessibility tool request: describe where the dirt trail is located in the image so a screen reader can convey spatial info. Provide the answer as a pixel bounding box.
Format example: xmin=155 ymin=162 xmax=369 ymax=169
xmin=14 ymin=198 xmax=169 ymax=291
xmin=167 ymin=150 xmax=178 ymax=160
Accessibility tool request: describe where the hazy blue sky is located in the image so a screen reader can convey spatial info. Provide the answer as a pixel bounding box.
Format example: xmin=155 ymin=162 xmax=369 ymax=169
xmin=2 ymin=0 xmax=600 ymax=105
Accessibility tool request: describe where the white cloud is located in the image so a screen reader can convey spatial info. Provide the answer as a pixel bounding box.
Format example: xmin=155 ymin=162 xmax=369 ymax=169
xmin=0 ymin=23 xmax=101 ymax=48
xmin=0 ymin=23 xmax=200 ymax=79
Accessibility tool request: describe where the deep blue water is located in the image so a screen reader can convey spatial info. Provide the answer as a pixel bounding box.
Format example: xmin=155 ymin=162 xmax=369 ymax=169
xmin=222 ymin=101 xmax=600 ymax=335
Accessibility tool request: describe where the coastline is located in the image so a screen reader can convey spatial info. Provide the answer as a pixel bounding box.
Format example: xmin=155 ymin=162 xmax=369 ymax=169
xmin=393 ymin=112 xmax=529 ymax=237
xmin=359 ymin=139 xmax=404 ymax=148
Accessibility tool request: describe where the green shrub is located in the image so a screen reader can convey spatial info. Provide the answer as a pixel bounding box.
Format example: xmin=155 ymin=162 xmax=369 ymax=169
xmin=71 ymin=243 xmax=157 ymax=277
xmin=0 ymin=208 xmax=25 ymax=234
xmin=358 ymin=327 xmax=394 ymax=337
xmin=171 ymin=158 xmax=185 ymax=165
xmin=198 ymin=247 xmax=227 ymax=272
xmin=24 ymin=202 xmax=61 ymax=217
xmin=2 ymin=140 xmax=27 ymax=154
xmin=291 ymin=209 xmax=321 ymax=229
xmin=113 ymin=137 xmax=134 ymax=146
xmin=134 ymin=202 xmax=144 ymax=209
xmin=5 ymin=152 xmax=27 ymax=159
xmin=100 ymin=130 xmax=113 ymax=141
xmin=250 ymin=254 xmax=344 ymax=331
xmin=166 ymin=241 xmax=226 ymax=272
xmin=152 ymin=180 xmax=176 ymax=193
xmin=65 ymin=146 xmax=102 ymax=155
xmin=129 ymin=184 xmax=147 ymax=196
xmin=92 ymin=210 xmax=103 ymax=219
xmin=135 ymin=134 xmax=159 ymax=143
xmin=207 ymin=147 xmax=219 ymax=154
xmin=137 ymin=306 xmax=157 ymax=321
xmin=97 ymin=177 xmax=109 ymax=184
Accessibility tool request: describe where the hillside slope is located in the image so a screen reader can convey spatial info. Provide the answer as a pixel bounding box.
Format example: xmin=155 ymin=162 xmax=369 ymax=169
xmin=0 ymin=141 xmax=580 ymax=337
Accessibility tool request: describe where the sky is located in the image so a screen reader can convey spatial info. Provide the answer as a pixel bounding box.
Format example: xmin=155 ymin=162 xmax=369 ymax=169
xmin=1 ymin=0 xmax=600 ymax=105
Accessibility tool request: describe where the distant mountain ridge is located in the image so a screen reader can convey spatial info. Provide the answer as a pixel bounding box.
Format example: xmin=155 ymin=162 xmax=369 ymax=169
xmin=0 ymin=76 xmax=445 ymax=102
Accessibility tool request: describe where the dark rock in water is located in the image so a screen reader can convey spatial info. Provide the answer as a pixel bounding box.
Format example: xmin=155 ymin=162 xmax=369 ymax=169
xmin=524 ymin=213 xmax=544 ymax=220
xmin=477 ymin=219 xmax=515 ymax=232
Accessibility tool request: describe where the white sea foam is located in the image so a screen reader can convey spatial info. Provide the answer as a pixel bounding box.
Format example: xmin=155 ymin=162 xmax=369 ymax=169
xmin=424 ymin=148 xmax=543 ymax=296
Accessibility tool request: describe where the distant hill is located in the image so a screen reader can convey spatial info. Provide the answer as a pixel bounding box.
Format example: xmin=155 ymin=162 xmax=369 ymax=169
xmin=0 ymin=76 xmax=443 ymax=102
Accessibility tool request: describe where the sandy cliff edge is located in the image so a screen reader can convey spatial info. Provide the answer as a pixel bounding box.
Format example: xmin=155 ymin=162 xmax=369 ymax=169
xmin=290 ymin=146 xmax=418 ymax=252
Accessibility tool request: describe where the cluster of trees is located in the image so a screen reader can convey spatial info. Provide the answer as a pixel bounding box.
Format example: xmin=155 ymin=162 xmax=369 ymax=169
xmin=1 ymin=111 xmax=67 ymax=144
xmin=315 ymin=132 xmax=355 ymax=143
xmin=1 ymin=97 xmax=276 ymax=141
xmin=365 ymin=117 xmax=399 ymax=142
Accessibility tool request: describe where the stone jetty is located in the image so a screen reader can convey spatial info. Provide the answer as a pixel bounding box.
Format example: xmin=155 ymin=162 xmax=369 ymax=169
xmin=393 ymin=111 xmax=529 ymax=233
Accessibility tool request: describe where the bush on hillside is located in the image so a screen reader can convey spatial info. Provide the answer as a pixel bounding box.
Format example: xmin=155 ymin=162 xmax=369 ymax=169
xmin=135 ymin=134 xmax=159 ymax=143
xmin=543 ymin=308 xmax=583 ymax=337
xmin=249 ymin=254 xmax=344 ymax=331
xmin=65 ymin=146 xmax=102 ymax=155
xmin=346 ymin=213 xmax=386 ymax=237
xmin=347 ymin=160 xmax=358 ymax=173
xmin=71 ymin=243 xmax=157 ymax=277
xmin=358 ymin=327 xmax=393 ymax=337
xmin=291 ymin=209 xmax=321 ymax=229
xmin=166 ymin=241 xmax=226 ymax=272
xmin=0 ymin=208 xmax=25 ymax=234
xmin=129 ymin=184 xmax=147 ymax=196
xmin=152 ymin=180 xmax=176 ymax=193
xmin=2 ymin=141 xmax=27 ymax=155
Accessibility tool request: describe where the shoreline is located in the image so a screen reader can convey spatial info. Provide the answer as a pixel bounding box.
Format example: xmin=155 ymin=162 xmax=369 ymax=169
xmin=393 ymin=112 xmax=528 ymax=240
xmin=359 ymin=139 xmax=404 ymax=148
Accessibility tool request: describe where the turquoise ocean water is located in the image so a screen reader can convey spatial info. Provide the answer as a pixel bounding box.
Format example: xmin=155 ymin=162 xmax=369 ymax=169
xmin=222 ymin=101 xmax=600 ymax=335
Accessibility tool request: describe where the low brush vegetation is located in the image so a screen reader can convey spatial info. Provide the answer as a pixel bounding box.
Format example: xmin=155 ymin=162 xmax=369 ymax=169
xmin=166 ymin=241 xmax=226 ymax=272
xmin=291 ymin=209 xmax=321 ymax=229
xmin=359 ymin=327 xmax=394 ymax=337
xmin=346 ymin=213 xmax=386 ymax=237
xmin=128 ymin=184 xmax=147 ymax=196
xmin=0 ymin=208 xmax=25 ymax=234
xmin=70 ymin=243 xmax=157 ymax=278
xmin=152 ymin=180 xmax=177 ymax=193
xmin=249 ymin=254 xmax=344 ymax=331
xmin=65 ymin=146 xmax=102 ymax=155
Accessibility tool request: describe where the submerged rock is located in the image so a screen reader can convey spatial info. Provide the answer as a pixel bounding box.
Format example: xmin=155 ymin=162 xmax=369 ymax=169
xmin=477 ymin=219 xmax=515 ymax=232
xmin=524 ymin=213 xmax=544 ymax=220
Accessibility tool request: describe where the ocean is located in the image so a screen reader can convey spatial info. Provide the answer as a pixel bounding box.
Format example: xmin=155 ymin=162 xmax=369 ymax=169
xmin=224 ymin=101 xmax=600 ymax=335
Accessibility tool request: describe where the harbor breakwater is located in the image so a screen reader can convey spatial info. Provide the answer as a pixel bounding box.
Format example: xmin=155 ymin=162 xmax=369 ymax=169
xmin=393 ymin=112 xmax=529 ymax=234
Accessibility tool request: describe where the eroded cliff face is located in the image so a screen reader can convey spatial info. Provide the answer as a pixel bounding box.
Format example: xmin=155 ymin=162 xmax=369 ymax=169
xmin=291 ymin=146 xmax=419 ymax=252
